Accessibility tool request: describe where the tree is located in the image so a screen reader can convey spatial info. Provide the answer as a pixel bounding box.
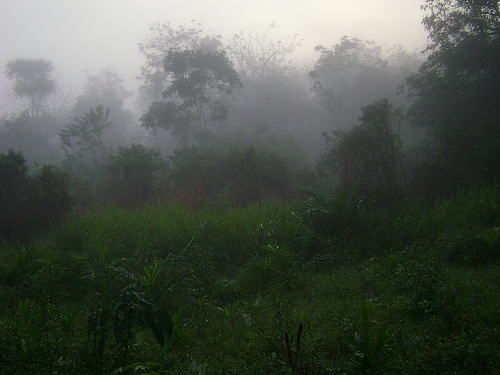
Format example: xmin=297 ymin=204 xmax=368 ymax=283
xmin=5 ymin=58 xmax=56 ymax=117
xmin=59 ymin=105 xmax=112 ymax=161
xmin=0 ymin=149 xmax=71 ymax=239
xmin=138 ymin=21 xmax=223 ymax=105
xmin=310 ymin=37 xmax=420 ymax=127
xmin=69 ymin=66 xmax=132 ymax=149
xmin=225 ymin=24 xmax=325 ymax=157
xmin=0 ymin=113 xmax=62 ymax=165
xmin=227 ymin=23 xmax=301 ymax=81
xmin=105 ymin=144 xmax=168 ymax=204
xmin=318 ymin=98 xmax=403 ymax=193
xmin=405 ymin=0 xmax=500 ymax=184
xmin=140 ymin=49 xmax=242 ymax=146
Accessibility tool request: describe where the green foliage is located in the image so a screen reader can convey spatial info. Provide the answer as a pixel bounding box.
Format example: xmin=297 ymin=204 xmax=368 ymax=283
xmin=318 ymin=98 xmax=404 ymax=193
xmin=29 ymin=164 xmax=72 ymax=224
xmin=167 ymin=146 xmax=224 ymax=198
xmin=167 ymin=146 xmax=292 ymax=206
xmin=2 ymin=185 xmax=500 ymax=373
xmin=141 ymin=49 xmax=242 ymax=146
xmin=405 ymin=0 xmax=500 ymax=186
xmin=348 ymin=300 xmax=393 ymax=370
xmin=0 ymin=149 xmax=29 ymax=238
xmin=299 ymin=187 xmax=366 ymax=239
xmin=5 ymin=58 xmax=56 ymax=117
xmin=0 ymin=149 xmax=72 ymax=239
xmin=105 ymin=144 xmax=168 ymax=204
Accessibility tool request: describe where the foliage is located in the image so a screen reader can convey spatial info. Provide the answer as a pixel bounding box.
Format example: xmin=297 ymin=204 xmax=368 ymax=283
xmin=4 ymin=58 xmax=56 ymax=117
xmin=347 ymin=299 xmax=393 ymax=370
xmin=2 ymin=185 xmax=500 ymax=373
xmin=405 ymin=0 xmax=500 ymax=186
xmin=0 ymin=113 xmax=62 ymax=165
xmin=105 ymin=144 xmax=168 ymax=204
xmin=59 ymin=105 xmax=113 ymax=160
xmin=0 ymin=149 xmax=72 ymax=239
xmin=28 ymin=164 xmax=73 ymax=226
xmin=310 ymin=37 xmax=420 ymax=124
xmin=167 ymin=145 xmax=292 ymax=206
xmin=0 ymin=149 xmax=29 ymax=238
xmin=137 ymin=21 xmax=224 ymax=105
xmin=318 ymin=98 xmax=404 ymax=193
xmin=69 ymin=67 xmax=132 ymax=150
xmin=141 ymin=49 xmax=242 ymax=146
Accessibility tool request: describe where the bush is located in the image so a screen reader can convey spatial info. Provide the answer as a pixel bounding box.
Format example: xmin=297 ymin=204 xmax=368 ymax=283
xmin=105 ymin=144 xmax=168 ymax=204
xmin=168 ymin=146 xmax=293 ymax=207
xmin=0 ymin=149 xmax=72 ymax=239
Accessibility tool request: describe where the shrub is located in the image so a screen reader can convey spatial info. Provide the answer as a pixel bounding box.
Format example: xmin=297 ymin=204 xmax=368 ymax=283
xmin=0 ymin=149 xmax=72 ymax=239
xmin=105 ymin=144 xmax=168 ymax=205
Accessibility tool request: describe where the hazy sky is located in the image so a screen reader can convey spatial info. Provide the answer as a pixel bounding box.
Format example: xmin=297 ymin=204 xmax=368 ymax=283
xmin=0 ymin=0 xmax=428 ymax=113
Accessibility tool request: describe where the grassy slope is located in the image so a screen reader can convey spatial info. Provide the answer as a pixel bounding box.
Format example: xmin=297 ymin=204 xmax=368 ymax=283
xmin=1 ymin=187 xmax=499 ymax=374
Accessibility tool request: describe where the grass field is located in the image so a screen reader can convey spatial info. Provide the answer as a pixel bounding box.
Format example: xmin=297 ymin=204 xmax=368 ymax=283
xmin=1 ymin=186 xmax=499 ymax=374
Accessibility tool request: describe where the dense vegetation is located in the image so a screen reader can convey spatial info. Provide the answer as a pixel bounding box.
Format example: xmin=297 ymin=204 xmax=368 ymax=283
xmin=1 ymin=185 xmax=499 ymax=374
xmin=1 ymin=0 xmax=500 ymax=373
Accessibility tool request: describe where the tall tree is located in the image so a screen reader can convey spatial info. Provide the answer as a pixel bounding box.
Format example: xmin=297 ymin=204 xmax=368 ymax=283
xmin=140 ymin=49 xmax=242 ymax=146
xmin=59 ymin=105 xmax=112 ymax=162
xmin=310 ymin=37 xmax=420 ymax=128
xmin=227 ymin=23 xmax=301 ymax=81
xmin=69 ymin=66 xmax=132 ymax=149
xmin=318 ymin=98 xmax=403 ymax=193
xmin=137 ymin=21 xmax=223 ymax=105
xmin=405 ymin=0 xmax=500 ymax=183
xmin=5 ymin=58 xmax=56 ymax=117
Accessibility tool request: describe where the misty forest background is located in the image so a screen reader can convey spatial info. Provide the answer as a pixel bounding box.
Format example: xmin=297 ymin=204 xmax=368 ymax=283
xmin=1 ymin=1 xmax=500 ymax=374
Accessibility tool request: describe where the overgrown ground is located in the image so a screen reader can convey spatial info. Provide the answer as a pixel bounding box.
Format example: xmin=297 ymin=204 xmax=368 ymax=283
xmin=1 ymin=186 xmax=500 ymax=374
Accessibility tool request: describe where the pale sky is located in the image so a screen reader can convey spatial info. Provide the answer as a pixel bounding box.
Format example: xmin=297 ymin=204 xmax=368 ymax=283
xmin=0 ymin=0 xmax=428 ymax=113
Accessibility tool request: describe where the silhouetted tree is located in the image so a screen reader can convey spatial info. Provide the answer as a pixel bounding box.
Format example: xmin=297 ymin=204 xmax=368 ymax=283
xmin=0 ymin=149 xmax=71 ymax=239
xmin=138 ymin=21 xmax=224 ymax=106
xmin=59 ymin=105 xmax=112 ymax=160
xmin=405 ymin=0 xmax=500 ymax=185
xmin=318 ymin=98 xmax=404 ymax=193
xmin=5 ymin=58 xmax=56 ymax=117
xmin=69 ymin=66 xmax=132 ymax=149
xmin=140 ymin=49 xmax=241 ymax=146
xmin=310 ymin=37 xmax=420 ymax=128
xmin=0 ymin=113 xmax=61 ymax=165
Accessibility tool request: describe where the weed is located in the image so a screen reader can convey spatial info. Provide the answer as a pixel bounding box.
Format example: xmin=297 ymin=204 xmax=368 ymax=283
xmin=348 ymin=299 xmax=393 ymax=370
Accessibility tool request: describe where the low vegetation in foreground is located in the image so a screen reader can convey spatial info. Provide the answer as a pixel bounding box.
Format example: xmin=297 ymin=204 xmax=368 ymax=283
xmin=1 ymin=185 xmax=499 ymax=374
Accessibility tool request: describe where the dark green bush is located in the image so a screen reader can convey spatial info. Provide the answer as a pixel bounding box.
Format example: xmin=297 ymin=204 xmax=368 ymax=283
xmin=0 ymin=149 xmax=72 ymax=239
xmin=105 ymin=144 xmax=168 ymax=204
xmin=168 ymin=146 xmax=293 ymax=206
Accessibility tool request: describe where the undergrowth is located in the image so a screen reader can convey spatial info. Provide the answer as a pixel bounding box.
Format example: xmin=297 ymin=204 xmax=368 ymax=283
xmin=1 ymin=186 xmax=499 ymax=374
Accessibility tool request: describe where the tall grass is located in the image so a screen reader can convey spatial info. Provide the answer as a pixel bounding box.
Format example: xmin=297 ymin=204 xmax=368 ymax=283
xmin=1 ymin=185 xmax=500 ymax=374
xmin=50 ymin=198 xmax=300 ymax=265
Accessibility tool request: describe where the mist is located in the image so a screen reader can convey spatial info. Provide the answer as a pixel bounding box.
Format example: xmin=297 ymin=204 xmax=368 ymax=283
xmin=2 ymin=3 xmax=500 ymax=373
xmin=0 ymin=1 xmax=426 ymax=163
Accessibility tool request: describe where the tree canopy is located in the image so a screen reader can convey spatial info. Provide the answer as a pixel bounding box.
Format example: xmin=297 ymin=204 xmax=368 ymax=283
xmin=5 ymin=58 xmax=56 ymax=117
xmin=405 ymin=0 xmax=500 ymax=183
xmin=59 ymin=105 xmax=112 ymax=160
xmin=140 ymin=49 xmax=242 ymax=146
xmin=318 ymin=98 xmax=403 ymax=193
xmin=137 ymin=21 xmax=224 ymax=105
xmin=309 ymin=37 xmax=420 ymax=131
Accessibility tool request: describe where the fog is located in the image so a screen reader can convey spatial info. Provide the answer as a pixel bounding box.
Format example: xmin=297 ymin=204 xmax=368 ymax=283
xmin=0 ymin=0 xmax=428 ymax=174
xmin=0 ymin=0 xmax=426 ymax=108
